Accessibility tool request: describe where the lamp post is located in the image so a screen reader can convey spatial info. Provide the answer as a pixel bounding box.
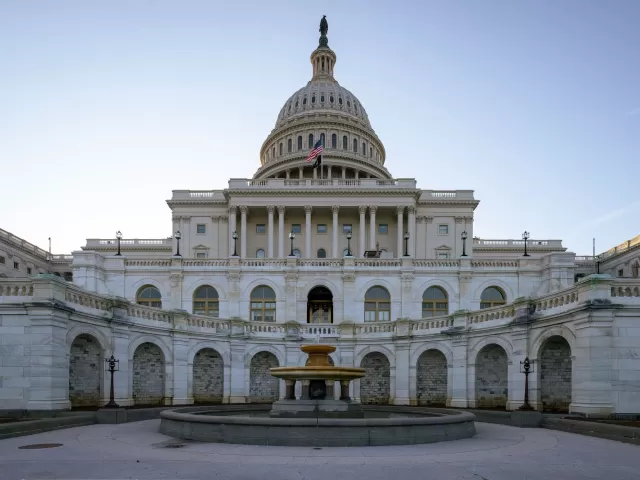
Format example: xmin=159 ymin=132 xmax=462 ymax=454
xmin=174 ymin=230 xmax=182 ymax=257
xmin=518 ymin=356 xmax=535 ymax=411
xmin=104 ymin=355 xmax=120 ymax=408
xmin=522 ymin=231 xmax=530 ymax=257
xmin=403 ymin=232 xmax=410 ymax=257
xmin=231 ymin=230 xmax=238 ymax=257
xmin=596 ymin=254 xmax=601 ymax=274
xmin=461 ymin=230 xmax=468 ymax=257
xmin=289 ymin=231 xmax=296 ymax=257
xmin=346 ymin=231 xmax=352 ymax=256
xmin=115 ymin=231 xmax=123 ymax=256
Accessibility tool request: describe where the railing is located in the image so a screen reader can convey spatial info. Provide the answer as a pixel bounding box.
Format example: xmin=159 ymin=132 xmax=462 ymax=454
xmin=225 ymin=178 xmax=419 ymax=190
xmin=468 ymin=303 xmax=517 ymax=325
xmin=300 ymin=325 xmax=339 ymax=337
xmin=354 ymin=259 xmax=402 ymax=267
xmin=413 ymin=260 xmax=460 ymax=268
xmin=353 ymin=322 xmax=396 ymax=334
xmin=240 ymin=259 xmax=288 ymax=268
xmin=473 ymin=238 xmax=564 ymax=248
xmin=575 ymin=256 xmax=595 ymax=263
xmin=298 ymin=259 xmax=344 ymax=268
xmin=0 ymin=228 xmax=67 ymax=261
xmin=85 ymin=238 xmax=172 ymax=248
xmin=599 ymin=234 xmax=640 ymax=261
xmin=421 ymin=190 xmax=475 ymax=200
xmin=412 ymin=317 xmax=454 ymax=332
xmin=611 ymin=280 xmax=640 ymax=304
xmin=0 ymin=279 xmax=34 ymax=297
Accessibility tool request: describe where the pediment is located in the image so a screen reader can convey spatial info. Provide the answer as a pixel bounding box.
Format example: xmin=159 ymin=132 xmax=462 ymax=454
xmin=435 ymin=244 xmax=451 ymax=250
xmin=192 ymin=244 xmax=210 ymax=250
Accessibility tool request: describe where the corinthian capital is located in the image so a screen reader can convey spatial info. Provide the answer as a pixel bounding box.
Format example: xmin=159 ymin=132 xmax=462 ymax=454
xmin=359 ymin=205 xmax=368 ymax=215
xmin=239 ymin=205 xmax=249 ymax=215
xmin=229 ymin=206 xmax=238 ymax=215
xmin=277 ymin=205 xmax=286 ymax=215
xmin=304 ymin=205 xmax=313 ymax=214
xmin=407 ymin=206 xmax=415 ymax=214
xmin=396 ymin=206 xmax=405 ymax=216
xmin=368 ymin=205 xmax=378 ymax=215
xmin=266 ymin=205 xmax=275 ymax=214
xmin=331 ymin=205 xmax=340 ymax=214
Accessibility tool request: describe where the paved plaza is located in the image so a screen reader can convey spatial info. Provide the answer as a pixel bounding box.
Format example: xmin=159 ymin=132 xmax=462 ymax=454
xmin=0 ymin=420 xmax=639 ymax=480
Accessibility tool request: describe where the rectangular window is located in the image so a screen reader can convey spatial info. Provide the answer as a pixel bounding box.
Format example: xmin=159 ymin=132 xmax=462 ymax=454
xmin=256 ymin=224 xmax=266 ymax=234
xmin=438 ymin=224 xmax=449 ymax=235
xmin=291 ymin=224 xmax=302 ymax=234
xmin=378 ymin=224 xmax=388 ymax=234
xmin=0 ymin=255 xmax=4 ymax=264
xmin=317 ymin=224 xmax=327 ymax=234
xmin=196 ymin=224 xmax=206 ymax=234
xmin=27 ymin=267 xmax=32 ymax=275
xmin=618 ymin=269 xmax=624 ymax=277
xmin=13 ymin=262 xmax=19 ymax=269
xmin=437 ymin=252 xmax=449 ymax=259
xmin=196 ymin=252 xmax=207 ymax=258
xmin=342 ymin=224 xmax=352 ymax=234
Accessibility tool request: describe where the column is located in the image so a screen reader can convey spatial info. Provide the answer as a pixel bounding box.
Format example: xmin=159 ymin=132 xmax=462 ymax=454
xmin=229 ymin=206 xmax=237 ymax=256
xmin=369 ymin=205 xmax=377 ymax=250
xmin=304 ymin=205 xmax=312 ymax=258
xmin=298 ymin=166 xmax=303 ymax=179
xmin=327 ymin=165 xmax=332 ymax=180
xmin=407 ymin=205 xmax=416 ymax=257
xmin=359 ymin=205 xmax=367 ymax=256
xmin=332 ymin=205 xmax=339 ymax=258
xmin=278 ymin=206 xmax=285 ymax=258
xmin=396 ymin=206 xmax=404 ymax=258
xmin=267 ymin=205 xmax=275 ymax=258
xmin=341 ymin=166 xmax=346 ymax=179
xmin=240 ymin=205 xmax=248 ymax=258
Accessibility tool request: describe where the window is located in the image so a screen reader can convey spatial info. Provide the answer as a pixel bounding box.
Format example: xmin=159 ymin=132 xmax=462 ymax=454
xmin=338 ymin=97 xmax=343 ymax=105
xmin=330 ymin=95 xmax=334 ymax=103
xmin=256 ymin=224 xmax=266 ymax=234
xmin=480 ymin=287 xmax=506 ymax=309
xmin=0 ymin=255 xmax=4 ymax=264
xmin=196 ymin=224 xmax=206 ymax=234
xmin=297 ymin=136 xmax=302 ymax=150
xmin=13 ymin=261 xmax=19 ymax=270
xmin=136 ymin=285 xmax=162 ymax=308
xmin=331 ymin=133 xmax=337 ymax=149
xmin=317 ymin=224 xmax=327 ymax=234
xmin=353 ymin=139 xmax=358 ymax=152
xmin=279 ymin=142 xmax=283 ymax=155
xmin=291 ymin=224 xmax=302 ymax=234
xmin=292 ymin=248 xmax=301 ymax=258
xmin=347 ymin=100 xmax=351 ymax=108
xmin=256 ymin=249 xmax=265 ymax=258
xmin=378 ymin=224 xmax=388 ymax=234
xmin=250 ymin=285 xmax=276 ymax=322
xmin=618 ymin=269 xmax=624 ymax=277
xmin=272 ymin=147 xmax=275 ymax=158
xmin=311 ymin=95 xmax=316 ymax=104
xmin=438 ymin=225 xmax=449 ymax=235
xmin=633 ymin=262 xmax=639 ymax=278
xmin=370 ymin=147 xmax=373 ymax=157
xmin=364 ymin=286 xmax=391 ymax=322
xmin=362 ymin=142 xmax=366 ymax=154
xmin=343 ymin=224 xmax=352 ymax=234
xmin=320 ymin=94 xmax=324 ymax=103
xmin=308 ymin=134 xmax=314 ymax=148
xmin=303 ymin=97 xmax=307 ymax=105
xmin=193 ymin=285 xmax=219 ymax=317
xmin=196 ymin=252 xmax=207 ymax=259
xmin=27 ymin=267 xmax=32 ymax=275
xmin=422 ymin=286 xmax=448 ymax=318
xmin=317 ymin=248 xmax=327 ymax=258
xmin=287 ymin=138 xmax=292 ymax=153
xmin=437 ymin=252 xmax=449 ymax=259
xmin=342 ymin=136 xmax=347 ymax=150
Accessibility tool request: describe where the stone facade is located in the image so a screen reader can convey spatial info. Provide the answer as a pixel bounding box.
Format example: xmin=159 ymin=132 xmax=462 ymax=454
xmin=416 ymin=349 xmax=447 ymax=406
xmin=192 ymin=348 xmax=224 ymax=403
xmin=360 ymin=352 xmax=391 ymax=404
xmin=68 ymin=334 xmax=101 ymax=407
xmin=249 ymin=352 xmax=280 ymax=402
xmin=132 ymin=342 xmax=165 ymax=405
xmin=475 ymin=344 xmax=509 ymax=408
xmin=539 ymin=336 xmax=572 ymax=412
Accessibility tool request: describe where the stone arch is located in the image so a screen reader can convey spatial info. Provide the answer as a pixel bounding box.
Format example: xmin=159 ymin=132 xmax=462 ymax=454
xmin=249 ymin=351 xmax=280 ymax=402
xmin=130 ymin=278 xmax=165 ymax=303
xmin=69 ymin=333 xmax=103 ymax=407
xmin=354 ymin=345 xmax=396 ymax=369
xmin=242 ymin=278 xmax=283 ymax=300
xmin=531 ymin=326 xmax=576 ymax=361
xmin=66 ymin=324 xmax=110 ymax=353
xmin=128 ymin=335 xmax=173 ymax=362
xmin=184 ymin=278 xmax=227 ymax=300
xmin=300 ymin=278 xmax=341 ymax=300
xmin=359 ymin=351 xmax=391 ymax=404
xmin=192 ymin=347 xmax=224 ymax=404
xmin=357 ymin=278 xmax=397 ymax=300
xmin=132 ymin=342 xmax=165 ymax=405
xmin=473 ymin=279 xmax=514 ymax=304
xmin=469 ymin=335 xmax=513 ymax=361
xmin=410 ymin=343 xmax=453 ymax=367
xmin=475 ymin=343 xmax=509 ymax=408
xmin=187 ymin=341 xmax=230 ymax=366
xmin=538 ymin=336 xmax=572 ymax=412
xmin=414 ymin=278 xmax=456 ymax=302
xmin=416 ymin=349 xmax=448 ymax=406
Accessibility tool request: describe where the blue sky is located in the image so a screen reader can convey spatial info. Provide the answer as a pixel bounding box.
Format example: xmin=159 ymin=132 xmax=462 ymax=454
xmin=1 ymin=0 xmax=638 ymax=255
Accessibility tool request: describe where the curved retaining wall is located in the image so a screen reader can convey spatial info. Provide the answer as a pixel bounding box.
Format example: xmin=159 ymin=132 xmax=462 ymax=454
xmin=159 ymin=406 xmax=476 ymax=446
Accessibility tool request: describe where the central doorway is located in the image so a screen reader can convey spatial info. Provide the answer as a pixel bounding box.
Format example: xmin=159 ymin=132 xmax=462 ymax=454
xmin=307 ymin=286 xmax=333 ymax=323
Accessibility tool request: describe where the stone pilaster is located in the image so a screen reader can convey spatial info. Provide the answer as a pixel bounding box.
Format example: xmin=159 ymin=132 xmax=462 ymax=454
xmin=449 ymin=329 xmax=469 ymax=408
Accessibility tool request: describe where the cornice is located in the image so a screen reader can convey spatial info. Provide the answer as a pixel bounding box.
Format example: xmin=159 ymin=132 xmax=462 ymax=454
xmin=418 ymin=200 xmax=481 ymax=208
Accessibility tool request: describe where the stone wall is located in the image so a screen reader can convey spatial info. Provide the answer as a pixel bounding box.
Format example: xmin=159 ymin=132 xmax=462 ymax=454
xmin=360 ymin=352 xmax=391 ymax=404
xmin=540 ymin=336 xmax=572 ymax=412
xmin=69 ymin=334 xmax=102 ymax=407
xmin=249 ymin=351 xmax=279 ymax=402
xmin=192 ymin=348 xmax=224 ymax=403
xmin=132 ymin=342 xmax=165 ymax=405
xmin=416 ymin=349 xmax=447 ymax=406
xmin=475 ymin=344 xmax=508 ymax=408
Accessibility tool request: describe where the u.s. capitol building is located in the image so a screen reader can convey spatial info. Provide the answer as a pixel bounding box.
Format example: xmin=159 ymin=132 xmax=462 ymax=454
xmin=1 ymin=18 xmax=639 ymax=417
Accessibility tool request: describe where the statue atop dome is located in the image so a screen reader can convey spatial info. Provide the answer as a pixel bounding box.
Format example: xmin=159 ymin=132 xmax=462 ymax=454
xmin=319 ymin=15 xmax=329 ymax=47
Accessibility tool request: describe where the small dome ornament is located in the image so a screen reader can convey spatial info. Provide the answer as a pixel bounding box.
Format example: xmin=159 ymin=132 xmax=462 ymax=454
xmin=319 ymin=15 xmax=329 ymax=47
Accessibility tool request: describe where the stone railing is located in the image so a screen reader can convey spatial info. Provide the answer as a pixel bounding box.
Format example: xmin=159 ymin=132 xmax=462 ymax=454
xmin=473 ymin=238 xmax=564 ymax=249
xmin=125 ymin=259 xmax=172 ymax=267
xmin=182 ymin=259 xmax=230 ymax=268
xmin=0 ymin=279 xmax=34 ymax=297
xmin=240 ymin=259 xmax=288 ymax=268
xmin=611 ymin=279 xmax=640 ymax=304
xmin=354 ymin=259 xmax=403 ymax=267
xmin=85 ymin=238 xmax=172 ymax=248
xmin=300 ymin=325 xmax=340 ymax=337
xmin=468 ymin=303 xmax=517 ymax=325
xmin=533 ymin=285 xmax=581 ymax=314
xmin=226 ymin=178 xmax=418 ymax=190
xmin=298 ymin=259 xmax=344 ymax=268
xmin=412 ymin=317 xmax=455 ymax=332
xmin=470 ymin=260 xmax=519 ymax=268
xmin=600 ymin=234 xmax=640 ymax=261
xmin=65 ymin=286 xmax=112 ymax=312
xmin=353 ymin=322 xmax=396 ymax=335
xmin=413 ymin=260 xmax=460 ymax=268
xmin=184 ymin=315 xmax=230 ymax=331
xmin=126 ymin=304 xmax=172 ymax=324
xmin=244 ymin=321 xmax=286 ymax=336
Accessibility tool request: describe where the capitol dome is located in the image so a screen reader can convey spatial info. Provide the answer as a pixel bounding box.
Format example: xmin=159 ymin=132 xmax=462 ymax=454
xmin=255 ymin=17 xmax=389 ymax=180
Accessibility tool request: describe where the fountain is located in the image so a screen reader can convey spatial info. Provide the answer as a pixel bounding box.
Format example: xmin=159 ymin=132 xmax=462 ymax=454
xmin=159 ymin=344 xmax=476 ymax=446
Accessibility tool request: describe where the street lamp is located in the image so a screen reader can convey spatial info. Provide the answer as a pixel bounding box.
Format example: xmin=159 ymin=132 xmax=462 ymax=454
xmin=231 ymin=230 xmax=238 ymax=257
xmin=518 ymin=356 xmax=536 ymax=411
xmin=596 ymin=254 xmax=601 ymax=274
xmin=174 ymin=230 xmax=182 ymax=257
xmin=346 ymin=231 xmax=352 ymax=256
xmin=115 ymin=231 xmax=123 ymax=256
xmin=104 ymin=355 xmax=120 ymax=408
xmin=403 ymin=231 xmax=410 ymax=257
xmin=289 ymin=231 xmax=296 ymax=257
xmin=522 ymin=231 xmax=530 ymax=257
xmin=461 ymin=230 xmax=468 ymax=257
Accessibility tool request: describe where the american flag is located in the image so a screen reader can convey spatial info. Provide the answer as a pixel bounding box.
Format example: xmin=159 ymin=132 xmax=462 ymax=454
xmin=306 ymin=139 xmax=324 ymax=162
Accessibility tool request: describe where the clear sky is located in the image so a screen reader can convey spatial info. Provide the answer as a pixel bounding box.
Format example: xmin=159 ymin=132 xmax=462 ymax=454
xmin=1 ymin=0 xmax=638 ymax=256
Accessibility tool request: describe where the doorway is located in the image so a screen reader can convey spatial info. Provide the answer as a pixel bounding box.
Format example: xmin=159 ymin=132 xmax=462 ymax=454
xmin=307 ymin=286 xmax=333 ymax=323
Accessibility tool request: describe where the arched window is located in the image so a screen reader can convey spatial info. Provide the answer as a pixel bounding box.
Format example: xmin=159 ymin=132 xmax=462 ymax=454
xmin=317 ymin=248 xmax=327 ymax=258
xmin=353 ymin=139 xmax=358 ymax=152
xmin=342 ymin=136 xmax=348 ymax=150
xmin=308 ymin=133 xmax=314 ymax=148
xmin=362 ymin=142 xmax=366 ymax=154
xmin=256 ymin=249 xmax=265 ymax=258
xmin=364 ymin=286 xmax=391 ymax=322
xmin=480 ymin=287 xmax=506 ymax=309
xmin=297 ymin=135 xmax=302 ymax=150
xmin=331 ymin=133 xmax=337 ymax=149
xmin=136 ymin=285 xmax=162 ymax=308
xmin=279 ymin=142 xmax=283 ymax=155
xmin=287 ymin=138 xmax=292 ymax=153
xmin=370 ymin=147 xmax=373 ymax=157
xmin=250 ymin=285 xmax=276 ymax=322
xmin=193 ymin=285 xmax=219 ymax=317
xmin=422 ymin=286 xmax=448 ymax=318
xmin=272 ymin=147 xmax=275 ymax=158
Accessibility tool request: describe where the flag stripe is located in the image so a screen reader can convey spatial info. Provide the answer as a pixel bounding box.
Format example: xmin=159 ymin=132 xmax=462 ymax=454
xmin=306 ymin=140 xmax=324 ymax=162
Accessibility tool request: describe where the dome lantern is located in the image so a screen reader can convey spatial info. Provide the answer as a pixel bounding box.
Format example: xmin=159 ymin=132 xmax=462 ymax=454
xmin=311 ymin=15 xmax=336 ymax=81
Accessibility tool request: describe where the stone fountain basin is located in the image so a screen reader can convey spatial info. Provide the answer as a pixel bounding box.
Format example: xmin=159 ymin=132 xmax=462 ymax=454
xmin=269 ymin=366 xmax=365 ymax=381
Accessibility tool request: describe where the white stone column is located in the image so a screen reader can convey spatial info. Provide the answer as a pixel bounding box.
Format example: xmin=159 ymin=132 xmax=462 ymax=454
xmin=240 ymin=205 xmax=248 ymax=258
xmin=298 ymin=166 xmax=303 ymax=179
xmin=369 ymin=205 xmax=377 ymax=250
xmin=396 ymin=206 xmax=404 ymax=258
xmin=277 ymin=205 xmax=285 ymax=258
xmin=407 ymin=206 xmax=416 ymax=257
xmin=359 ymin=205 xmax=367 ymax=257
xmin=332 ymin=205 xmax=339 ymax=258
xmin=229 ymin=206 xmax=237 ymax=256
xmin=267 ymin=205 xmax=275 ymax=258
xmin=304 ymin=205 xmax=312 ymax=258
